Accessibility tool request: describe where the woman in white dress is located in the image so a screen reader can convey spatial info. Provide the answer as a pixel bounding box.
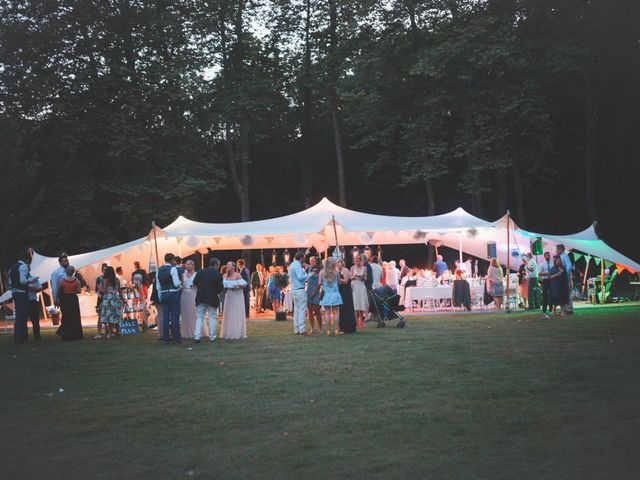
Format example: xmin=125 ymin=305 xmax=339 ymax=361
xmin=180 ymin=260 xmax=198 ymax=339
xmin=221 ymin=261 xmax=248 ymax=340
xmin=350 ymin=254 xmax=369 ymax=328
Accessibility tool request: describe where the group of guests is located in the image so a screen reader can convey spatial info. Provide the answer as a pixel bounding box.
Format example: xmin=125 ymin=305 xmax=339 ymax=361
xmin=485 ymin=244 xmax=574 ymax=317
xmin=153 ymin=253 xmax=248 ymax=344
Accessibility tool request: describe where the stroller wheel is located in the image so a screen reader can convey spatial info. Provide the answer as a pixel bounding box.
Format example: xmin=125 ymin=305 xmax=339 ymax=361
xmin=376 ymin=321 xmax=386 ymax=328
xmin=397 ymin=320 xmax=405 ymax=328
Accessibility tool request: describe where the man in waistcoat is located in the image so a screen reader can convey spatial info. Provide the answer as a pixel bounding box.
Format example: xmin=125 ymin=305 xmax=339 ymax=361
xmin=156 ymin=253 xmax=182 ymax=344
xmin=9 ymin=248 xmax=37 ymax=344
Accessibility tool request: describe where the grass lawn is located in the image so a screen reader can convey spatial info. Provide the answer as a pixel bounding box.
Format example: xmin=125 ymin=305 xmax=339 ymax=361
xmin=2 ymin=307 xmax=640 ymax=479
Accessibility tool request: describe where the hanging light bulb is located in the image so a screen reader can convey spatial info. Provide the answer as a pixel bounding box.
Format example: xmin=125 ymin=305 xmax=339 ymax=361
xmin=272 ymin=249 xmax=277 ymax=265
xmin=283 ymin=248 xmax=290 ymax=264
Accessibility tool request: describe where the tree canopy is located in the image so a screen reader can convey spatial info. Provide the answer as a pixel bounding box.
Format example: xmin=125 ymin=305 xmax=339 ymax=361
xmin=1 ymin=0 xmax=638 ymax=265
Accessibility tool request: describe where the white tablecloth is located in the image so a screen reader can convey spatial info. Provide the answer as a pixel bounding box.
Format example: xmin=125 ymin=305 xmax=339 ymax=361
xmin=404 ymin=284 xmax=484 ymax=308
xmin=78 ymin=294 xmax=98 ymax=317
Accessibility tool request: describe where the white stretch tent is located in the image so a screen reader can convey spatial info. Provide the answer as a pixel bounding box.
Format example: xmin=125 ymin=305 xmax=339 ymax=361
xmin=30 ymin=197 xmax=639 ymax=285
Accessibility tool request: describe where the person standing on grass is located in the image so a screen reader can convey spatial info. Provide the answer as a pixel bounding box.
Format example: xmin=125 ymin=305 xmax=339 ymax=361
xmin=527 ymin=253 xmax=540 ymax=310
xmin=180 ymin=260 xmax=198 ymax=339
xmin=337 ymin=258 xmax=356 ymax=334
xmin=27 ymin=269 xmax=44 ymax=342
xmin=220 ymin=261 xmax=248 ymax=340
xmin=250 ymin=263 xmax=266 ymax=314
xmin=56 ymin=266 xmax=83 ymax=341
xmin=538 ymin=251 xmax=553 ymax=319
xmin=237 ymin=259 xmax=251 ymax=318
xmin=556 ymin=244 xmax=574 ymax=313
xmin=9 ymin=248 xmax=37 ymax=344
xmin=350 ymin=254 xmax=369 ymax=329
xmin=50 ymin=253 xmax=69 ymax=311
xmin=486 ymin=258 xmax=505 ymax=310
xmin=156 ymin=253 xmax=182 ymax=345
xmin=549 ymin=256 xmax=569 ymax=315
xmin=99 ymin=266 xmax=123 ymax=339
xmin=306 ymin=257 xmax=322 ymax=334
xmin=289 ymin=252 xmax=310 ymax=335
xmin=518 ymin=255 xmax=529 ymax=309
xmin=319 ymin=256 xmax=343 ymax=335
xmin=193 ymin=258 xmax=224 ymax=343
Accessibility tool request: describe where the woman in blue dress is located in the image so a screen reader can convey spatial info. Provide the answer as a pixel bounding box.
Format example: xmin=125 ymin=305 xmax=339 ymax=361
xmin=319 ymin=257 xmax=343 ymax=335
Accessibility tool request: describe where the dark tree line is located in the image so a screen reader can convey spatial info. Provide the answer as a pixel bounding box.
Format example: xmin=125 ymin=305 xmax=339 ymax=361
xmin=1 ymin=0 xmax=639 ymax=267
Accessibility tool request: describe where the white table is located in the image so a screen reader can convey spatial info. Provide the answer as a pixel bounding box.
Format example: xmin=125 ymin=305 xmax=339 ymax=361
xmin=404 ymin=284 xmax=485 ymax=309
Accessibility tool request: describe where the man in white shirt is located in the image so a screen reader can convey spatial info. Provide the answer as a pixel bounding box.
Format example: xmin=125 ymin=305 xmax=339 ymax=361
xmin=156 ymin=253 xmax=183 ymax=344
xmin=50 ymin=253 xmax=69 ymax=304
xmin=538 ymin=251 xmax=553 ymax=319
xmin=556 ymin=244 xmax=573 ymax=313
xmin=370 ymin=256 xmax=383 ymax=289
xmin=526 ymin=252 xmax=540 ymax=310
xmin=289 ymin=252 xmax=310 ymax=335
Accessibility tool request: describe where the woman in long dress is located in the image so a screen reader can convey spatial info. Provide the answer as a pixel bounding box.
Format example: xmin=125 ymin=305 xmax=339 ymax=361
xmin=337 ymin=259 xmax=356 ymax=334
xmin=486 ymin=258 xmax=505 ymax=310
xmin=307 ymin=257 xmax=323 ymax=334
xmin=350 ymin=254 xmax=369 ymax=328
xmin=319 ymin=257 xmax=343 ymax=335
xmin=221 ymin=261 xmax=248 ymax=340
xmin=548 ymin=256 xmax=568 ymax=315
xmin=180 ymin=259 xmax=198 ymax=339
xmin=518 ymin=255 xmax=529 ymax=309
xmin=56 ymin=266 xmax=83 ymax=341
xmin=99 ymin=266 xmax=123 ymax=339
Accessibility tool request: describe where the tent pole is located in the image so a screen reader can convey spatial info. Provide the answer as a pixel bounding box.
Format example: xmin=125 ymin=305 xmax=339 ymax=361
xmin=152 ymin=221 xmax=160 ymax=270
xmin=601 ymin=258 xmax=605 ymax=305
xmin=324 ymin=228 xmax=328 ymax=260
xmin=332 ymin=216 xmax=340 ymax=253
xmin=582 ymin=257 xmax=591 ymax=296
xmin=458 ymin=232 xmax=463 ymax=264
xmin=506 ymin=210 xmax=511 ymax=312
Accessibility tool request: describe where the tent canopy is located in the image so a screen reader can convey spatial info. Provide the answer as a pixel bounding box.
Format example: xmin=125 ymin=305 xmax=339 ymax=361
xmin=30 ymin=197 xmax=639 ymax=284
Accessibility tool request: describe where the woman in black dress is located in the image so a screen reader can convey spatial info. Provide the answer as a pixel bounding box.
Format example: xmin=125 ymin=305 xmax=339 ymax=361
xmin=56 ymin=266 xmax=83 ymax=340
xmin=548 ymin=256 xmax=568 ymax=315
xmin=337 ymin=258 xmax=356 ymax=333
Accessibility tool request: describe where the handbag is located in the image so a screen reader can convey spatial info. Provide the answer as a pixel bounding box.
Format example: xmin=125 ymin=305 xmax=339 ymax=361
xmin=483 ymin=284 xmax=494 ymax=305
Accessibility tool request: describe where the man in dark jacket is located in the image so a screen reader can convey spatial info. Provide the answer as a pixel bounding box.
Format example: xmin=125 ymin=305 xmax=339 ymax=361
xmin=193 ymin=258 xmax=224 ymax=343
xmin=237 ymin=259 xmax=251 ymax=318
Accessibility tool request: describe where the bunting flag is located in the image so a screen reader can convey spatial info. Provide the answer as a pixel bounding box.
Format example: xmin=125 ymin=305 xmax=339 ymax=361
xmin=176 ymin=236 xmax=183 ymax=245
xmin=571 ymin=252 xmax=583 ymax=262
xmin=114 ymin=254 xmax=122 ymax=262
xmin=212 ymin=237 xmax=221 ymax=245
xmin=592 ymin=257 xmax=601 ymax=266
xmin=584 ymin=255 xmax=592 ymax=264
xmin=604 ymin=260 xmax=614 ymax=269
xmin=616 ymin=264 xmax=627 ymax=275
xmin=264 ymin=237 xmax=274 ymax=245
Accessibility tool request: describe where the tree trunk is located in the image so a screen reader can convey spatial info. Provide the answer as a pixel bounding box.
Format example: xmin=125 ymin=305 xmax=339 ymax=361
xmin=463 ymin=108 xmax=483 ymax=216
xmin=328 ymin=0 xmax=346 ymax=207
xmin=425 ymin=177 xmax=436 ymax=215
xmin=585 ymin=73 xmax=598 ymax=221
xmin=511 ymin=159 xmax=525 ymax=227
xmin=301 ymin=0 xmax=313 ymax=208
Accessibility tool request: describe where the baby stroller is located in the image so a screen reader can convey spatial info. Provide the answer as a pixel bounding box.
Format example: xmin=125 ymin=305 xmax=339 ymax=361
xmin=371 ymin=285 xmax=406 ymax=329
